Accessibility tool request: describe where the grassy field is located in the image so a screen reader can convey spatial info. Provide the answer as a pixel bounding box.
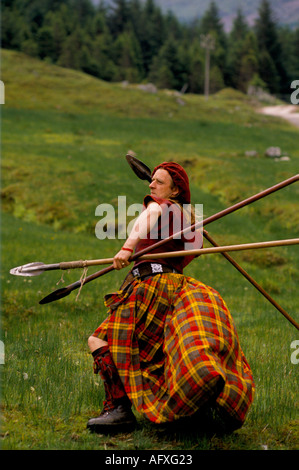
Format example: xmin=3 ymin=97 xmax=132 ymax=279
xmin=1 ymin=49 xmax=299 ymax=451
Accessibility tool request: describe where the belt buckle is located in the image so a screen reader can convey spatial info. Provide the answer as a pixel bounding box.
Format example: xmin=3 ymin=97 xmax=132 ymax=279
xmin=150 ymin=263 xmax=163 ymax=274
xmin=132 ymin=267 xmax=140 ymax=277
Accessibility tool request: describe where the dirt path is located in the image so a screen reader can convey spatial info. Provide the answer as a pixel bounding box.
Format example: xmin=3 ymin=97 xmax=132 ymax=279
xmin=259 ymin=104 xmax=299 ymax=128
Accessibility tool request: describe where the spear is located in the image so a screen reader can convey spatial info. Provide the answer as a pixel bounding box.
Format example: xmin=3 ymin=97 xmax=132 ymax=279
xmin=36 ymin=236 xmax=299 ymax=331
xmin=37 ymin=171 xmax=298 ymax=303
xmin=10 ymin=238 xmax=299 ymax=276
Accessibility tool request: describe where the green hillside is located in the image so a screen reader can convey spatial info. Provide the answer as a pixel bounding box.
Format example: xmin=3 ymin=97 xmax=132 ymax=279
xmin=1 ymin=49 xmax=298 ymax=450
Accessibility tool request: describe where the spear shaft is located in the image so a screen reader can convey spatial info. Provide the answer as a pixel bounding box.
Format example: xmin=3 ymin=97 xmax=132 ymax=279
xmin=203 ymin=231 xmax=299 ymax=331
xmin=11 ymin=238 xmax=299 ymax=274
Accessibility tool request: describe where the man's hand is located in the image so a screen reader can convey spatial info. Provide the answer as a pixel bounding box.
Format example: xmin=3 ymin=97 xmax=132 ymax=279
xmin=113 ymin=249 xmax=132 ymax=270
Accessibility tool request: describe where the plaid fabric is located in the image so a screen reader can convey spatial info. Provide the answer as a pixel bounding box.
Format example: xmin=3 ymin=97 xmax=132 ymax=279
xmin=92 ymin=274 xmax=254 ymax=425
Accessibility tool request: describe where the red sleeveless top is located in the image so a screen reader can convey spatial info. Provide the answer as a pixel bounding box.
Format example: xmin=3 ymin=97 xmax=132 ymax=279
xmin=134 ymin=195 xmax=202 ymax=273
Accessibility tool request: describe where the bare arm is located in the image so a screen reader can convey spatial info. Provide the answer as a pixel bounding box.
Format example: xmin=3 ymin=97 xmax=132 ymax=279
xmin=113 ymin=202 xmax=162 ymax=270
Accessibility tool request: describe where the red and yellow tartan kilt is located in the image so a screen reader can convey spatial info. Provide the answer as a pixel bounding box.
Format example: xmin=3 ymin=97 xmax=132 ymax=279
xmin=92 ymin=273 xmax=255 ymax=425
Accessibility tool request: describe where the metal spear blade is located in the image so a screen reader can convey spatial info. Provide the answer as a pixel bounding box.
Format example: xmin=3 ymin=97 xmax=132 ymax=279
xmin=10 ymin=262 xmax=59 ymax=277
xmin=39 ymin=286 xmax=74 ymax=304
xmin=10 ymin=262 xmax=47 ymax=277
xmin=126 ymin=153 xmax=152 ymax=182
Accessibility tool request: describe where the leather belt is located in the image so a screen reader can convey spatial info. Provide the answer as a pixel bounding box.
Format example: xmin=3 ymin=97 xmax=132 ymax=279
xmin=119 ymin=263 xmax=180 ymax=290
xmin=131 ymin=262 xmax=179 ymax=279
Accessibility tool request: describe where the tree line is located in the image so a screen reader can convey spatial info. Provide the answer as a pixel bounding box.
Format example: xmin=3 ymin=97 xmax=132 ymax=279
xmin=2 ymin=0 xmax=299 ymax=98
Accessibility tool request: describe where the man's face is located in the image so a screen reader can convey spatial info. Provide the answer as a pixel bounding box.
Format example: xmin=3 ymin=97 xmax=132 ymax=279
xmin=149 ymin=169 xmax=179 ymax=200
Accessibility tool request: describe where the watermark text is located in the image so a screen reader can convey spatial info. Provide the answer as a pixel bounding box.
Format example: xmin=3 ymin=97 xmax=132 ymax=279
xmin=95 ymin=196 xmax=203 ymax=249
xmin=290 ymin=340 xmax=299 ymax=364
xmin=290 ymin=80 xmax=299 ymax=104
xmin=0 ymin=340 xmax=4 ymax=364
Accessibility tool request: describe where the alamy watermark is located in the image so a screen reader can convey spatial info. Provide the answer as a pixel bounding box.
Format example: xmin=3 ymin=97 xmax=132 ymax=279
xmin=95 ymin=196 xmax=203 ymax=248
xmin=290 ymin=80 xmax=299 ymax=104
xmin=0 ymin=340 xmax=4 ymax=365
xmin=0 ymin=80 xmax=4 ymax=104
xmin=290 ymin=340 xmax=299 ymax=364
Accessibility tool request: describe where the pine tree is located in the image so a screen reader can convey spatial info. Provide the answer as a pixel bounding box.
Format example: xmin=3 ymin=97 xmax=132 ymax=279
xmin=42 ymin=11 xmax=67 ymax=61
xmin=209 ymin=65 xmax=225 ymax=93
xmin=237 ymin=32 xmax=260 ymax=92
xmin=292 ymin=27 xmax=299 ymax=78
xmin=72 ymin=0 xmax=95 ymax=27
xmin=230 ymin=8 xmax=249 ymax=44
xmin=258 ymin=49 xmax=280 ymax=93
xmin=90 ymin=12 xmax=107 ymax=38
xmin=37 ymin=26 xmax=56 ymax=60
xmin=177 ymin=40 xmax=191 ymax=91
xmin=138 ymin=0 xmax=166 ymax=73
xmin=200 ymin=1 xmax=226 ymax=48
xmin=148 ymin=36 xmax=181 ymax=89
xmin=278 ymin=26 xmax=299 ymax=89
xmin=188 ymin=41 xmax=204 ymax=94
xmin=128 ymin=0 xmax=143 ymax=38
xmin=57 ymin=27 xmax=85 ymax=70
xmin=108 ymin=0 xmax=131 ymax=37
xmin=227 ymin=9 xmax=249 ymax=88
xmin=92 ymin=32 xmax=118 ymax=81
xmin=254 ymin=0 xmax=286 ymax=94
xmin=164 ymin=10 xmax=183 ymax=41
xmin=1 ymin=6 xmax=32 ymax=50
xmin=199 ymin=1 xmax=227 ymax=86
xmin=112 ymin=28 xmax=144 ymax=82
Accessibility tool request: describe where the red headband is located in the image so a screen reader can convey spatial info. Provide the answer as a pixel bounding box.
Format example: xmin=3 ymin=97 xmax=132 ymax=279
xmin=152 ymin=162 xmax=191 ymax=204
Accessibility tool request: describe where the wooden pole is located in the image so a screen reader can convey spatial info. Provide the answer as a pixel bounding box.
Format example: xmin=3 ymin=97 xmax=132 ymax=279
xmin=50 ymin=238 xmax=299 ymax=268
xmin=202 ymin=231 xmax=299 ymax=331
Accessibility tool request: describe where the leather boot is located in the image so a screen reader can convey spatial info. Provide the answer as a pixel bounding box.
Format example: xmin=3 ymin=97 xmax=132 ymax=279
xmin=87 ymin=345 xmax=136 ymax=433
xmin=87 ymin=398 xmax=136 ymax=433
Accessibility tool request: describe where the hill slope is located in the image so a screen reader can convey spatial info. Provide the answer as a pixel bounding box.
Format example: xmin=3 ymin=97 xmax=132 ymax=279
xmin=2 ymin=48 xmax=298 ymax=236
